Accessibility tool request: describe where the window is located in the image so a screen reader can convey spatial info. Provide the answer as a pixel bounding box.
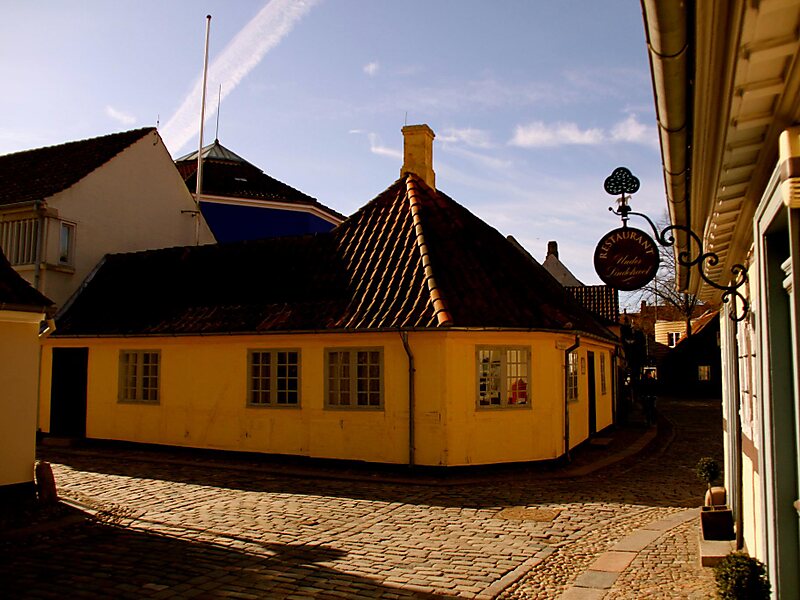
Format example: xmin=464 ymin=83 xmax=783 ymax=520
xmin=668 ymin=331 xmax=681 ymax=347
xmin=0 ymin=218 xmax=39 ymax=265
xmin=248 ymin=349 xmax=300 ymax=407
xmin=567 ymin=351 xmax=579 ymax=402
xmin=59 ymin=222 xmax=75 ymax=265
xmin=119 ymin=350 xmax=160 ymax=403
xmin=600 ymin=353 xmax=607 ymax=394
xmin=326 ymin=348 xmax=382 ymax=408
xmin=476 ymin=346 xmax=530 ymax=408
xmin=698 ymin=365 xmax=711 ymax=381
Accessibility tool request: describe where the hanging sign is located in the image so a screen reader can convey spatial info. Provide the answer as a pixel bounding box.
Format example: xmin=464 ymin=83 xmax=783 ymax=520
xmin=594 ymin=227 xmax=659 ymax=291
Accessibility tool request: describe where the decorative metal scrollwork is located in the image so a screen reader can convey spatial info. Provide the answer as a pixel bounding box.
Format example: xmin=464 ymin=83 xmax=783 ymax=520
xmin=604 ymin=167 xmax=749 ymax=322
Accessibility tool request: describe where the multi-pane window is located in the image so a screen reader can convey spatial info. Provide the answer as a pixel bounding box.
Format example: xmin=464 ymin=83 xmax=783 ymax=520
xmin=248 ymin=350 xmax=300 ymax=406
xmin=119 ymin=350 xmax=160 ymax=403
xmin=476 ymin=346 xmax=530 ymax=408
xmin=600 ymin=353 xmax=607 ymax=394
xmin=567 ymin=351 xmax=579 ymax=402
xmin=698 ymin=365 xmax=711 ymax=381
xmin=0 ymin=218 xmax=39 ymax=265
xmin=668 ymin=331 xmax=681 ymax=347
xmin=59 ymin=222 xmax=75 ymax=265
xmin=326 ymin=348 xmax=382 ymax=408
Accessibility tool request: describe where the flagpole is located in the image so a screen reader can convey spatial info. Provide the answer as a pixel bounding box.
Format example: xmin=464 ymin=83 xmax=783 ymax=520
xmin=195 ymin=14 xmax=212 ymax=245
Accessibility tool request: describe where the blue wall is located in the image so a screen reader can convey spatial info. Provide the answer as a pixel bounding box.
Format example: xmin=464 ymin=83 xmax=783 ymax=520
xmin=200 ymin=202 xmax=337 ymax=243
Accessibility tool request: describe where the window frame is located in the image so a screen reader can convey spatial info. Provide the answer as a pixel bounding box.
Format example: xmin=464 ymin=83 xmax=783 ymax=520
xmin=567 ymin=351 xmax=579 ymax=403
xmin=58 ymin=221 xmax=76 ymax=266
xmin=475 ymin=345 xmax=532 ymax=410
xmin=247 ymin=348 xmax=301 ymax=408
xmin=118 ymin=350 xmax=161 ymax=404
xmin=667 ymin=331 xmax=681 ymax=347
xmin=698 ymin=364 xmax=712 ymax=382
xmin=324 ymin=347 xmax=384 ymax=410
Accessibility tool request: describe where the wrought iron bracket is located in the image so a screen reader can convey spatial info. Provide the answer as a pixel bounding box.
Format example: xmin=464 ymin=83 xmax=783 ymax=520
xmin=604 ymin=167 xmax=749 ymax=322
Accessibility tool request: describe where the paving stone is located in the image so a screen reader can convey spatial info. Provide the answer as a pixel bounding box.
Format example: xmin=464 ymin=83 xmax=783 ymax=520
xmin=589 ymin=551 xmax=636 ymax=573
xmin=572 ymin=569 xmax=620 ymax=589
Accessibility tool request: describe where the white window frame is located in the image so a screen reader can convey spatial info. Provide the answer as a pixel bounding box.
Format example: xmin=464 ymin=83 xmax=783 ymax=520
xmin=567 ymin=351 xmax=579 ymax=402
xmin=668 ymin=331 xmax=681 ymax=347
xmin=247 ymin=349 xmax=301 ymax=407
xmin=325 ymin=347 xmax=383 ymax=410
xmin=0 ymin=218 xmax=39 ymax=265
xmin=476 ymin=346 xmax=531 ymax=409
xmin=59 ymin=221 xmax=76 ymax=266
xmin=119 ymin=350 xmax=160 ymax=403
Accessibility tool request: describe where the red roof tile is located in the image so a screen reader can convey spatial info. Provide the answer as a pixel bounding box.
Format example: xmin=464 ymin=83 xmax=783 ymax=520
xmin=566 ymin=285 xmax=619 ymax=324
xmin=0 ymin=128 xmax=155 ymax=206
xmin=55 ymin=174 xmax=614 ymax=338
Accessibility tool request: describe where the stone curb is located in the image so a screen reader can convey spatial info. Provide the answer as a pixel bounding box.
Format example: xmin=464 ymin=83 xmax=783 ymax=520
xmin=558 ymin=508 xmax=699 ymax=599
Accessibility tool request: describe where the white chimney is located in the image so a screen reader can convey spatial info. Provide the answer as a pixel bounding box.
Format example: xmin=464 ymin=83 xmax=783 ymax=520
xmin=401 ymin=124 xmax=436 ymax=190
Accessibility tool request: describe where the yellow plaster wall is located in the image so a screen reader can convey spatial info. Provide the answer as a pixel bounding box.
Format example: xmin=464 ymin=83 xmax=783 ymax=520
xmin=441 ymin=332 xmax=567 ymax=465
xmin=0 ymin=311 xmax=44 ymax=487
xmin=41 ymin=331 xmax=616 ymax=466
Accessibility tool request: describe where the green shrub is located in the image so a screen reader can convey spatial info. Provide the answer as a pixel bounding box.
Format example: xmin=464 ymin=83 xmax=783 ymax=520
xmin=713 ymin=552 xmax=770 ymax=600
xmin=696 ymin=457 xmax=721 ymax=489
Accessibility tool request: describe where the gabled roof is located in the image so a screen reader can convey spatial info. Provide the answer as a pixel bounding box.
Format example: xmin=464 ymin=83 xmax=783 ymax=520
xmin=0 ymin=249 xmax=53 ymax=313
xmin=55 ymin=174 xmax=614 ymax=338
xmin=566 ymin=285 xmax=619 ymax=324
xmin=175 ymin=139 xmax=345 ymax=221
xmin=0 ymin=128 xmax=155 ymax=207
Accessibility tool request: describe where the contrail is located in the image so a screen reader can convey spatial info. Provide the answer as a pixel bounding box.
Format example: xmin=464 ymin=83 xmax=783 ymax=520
xmin=161 ymin=0 xmax=321 ymax=154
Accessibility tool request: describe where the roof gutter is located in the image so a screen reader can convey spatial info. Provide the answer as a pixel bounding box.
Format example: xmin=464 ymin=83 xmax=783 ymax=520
xmin=641 ymin=0 xmax=692 ymax=290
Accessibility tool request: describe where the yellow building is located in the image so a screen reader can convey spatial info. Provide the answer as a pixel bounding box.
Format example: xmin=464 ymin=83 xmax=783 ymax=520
xmin=40 ymin=125 xmax=618 ymax=466
xmin=0 ymin=248 xmax=53 ymax=507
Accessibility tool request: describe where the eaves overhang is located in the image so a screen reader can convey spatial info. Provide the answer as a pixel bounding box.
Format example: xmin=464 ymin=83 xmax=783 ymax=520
xmin=643 ymin=0 xmax=800 ymax=303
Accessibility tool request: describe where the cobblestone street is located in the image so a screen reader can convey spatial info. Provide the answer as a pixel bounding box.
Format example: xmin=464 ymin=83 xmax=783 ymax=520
xmin=1 ymin=398 xmax=721 ymax=599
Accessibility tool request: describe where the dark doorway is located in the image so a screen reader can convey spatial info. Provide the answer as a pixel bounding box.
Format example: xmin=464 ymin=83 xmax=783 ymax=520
xmin=50 ymin=348 xmax=88 ymax=438
xmin=587 ymin=351 xmax=597 ymax=435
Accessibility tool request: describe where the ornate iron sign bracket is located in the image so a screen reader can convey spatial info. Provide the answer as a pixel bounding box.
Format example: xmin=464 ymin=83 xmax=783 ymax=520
xmin=601 ymin=167 xmax=749 ymax=322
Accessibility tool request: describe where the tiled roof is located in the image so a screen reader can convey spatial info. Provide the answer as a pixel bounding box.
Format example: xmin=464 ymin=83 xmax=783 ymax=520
xmin=566 ymin=285 xmax=619 ymax=324
xmin=0 ymin=249 xmax=53 ymax=313
xmin=55 ymin=174 xmax=615 ymax=338
xmin=176 ymin=139 xmax=346 ymax=221
xmin=0 ymin=128 xmax=155 ymax=206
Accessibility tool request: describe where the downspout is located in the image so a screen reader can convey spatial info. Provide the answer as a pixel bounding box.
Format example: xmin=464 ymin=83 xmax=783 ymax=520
xmin=400 ymin=331 xmax=415 ymax=466
xmin=37 ymin=318 xmax=57 ymax=434
xmin=732 ymin=319 xmax=744 ymax=550
xmin=33 ymin=198 xmax=45 ymax=291
xmin=564 ymin=335 xmax=581 ymax=462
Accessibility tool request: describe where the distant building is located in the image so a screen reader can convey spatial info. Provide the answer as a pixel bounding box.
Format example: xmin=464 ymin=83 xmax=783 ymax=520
xmin=176 ymin=140 xmax=345 ymax=243
xmin=0 ymin=128 xmax=214 ymax=307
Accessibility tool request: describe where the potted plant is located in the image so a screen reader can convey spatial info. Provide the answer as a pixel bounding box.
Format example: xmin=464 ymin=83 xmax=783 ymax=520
xmin=696 ymin=457 xmax=734 ymax=540
xmin=713 ymin=552 xmax=770 ymax=599
xmin=696 ymin=456 xmax=721 ymax=496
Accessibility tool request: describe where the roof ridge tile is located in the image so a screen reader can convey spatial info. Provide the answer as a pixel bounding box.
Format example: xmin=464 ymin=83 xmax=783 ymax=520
xmin=406 ymin=175 xmax=453 ymax=327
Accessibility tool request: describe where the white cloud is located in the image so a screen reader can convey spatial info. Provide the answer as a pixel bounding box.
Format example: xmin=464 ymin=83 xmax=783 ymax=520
xmin=439 ymin=127 xmax=493 ymax=149
xmin=105 ymin=105 xmax=136 ymax=126
xmin=510 ymin=114 xmax=659 ymax=149
xmin=610 ymin=113 xmax=659 ymax=148
xmin=161 ymin=0 xmax=321 ymax=153
xmin=510 ymin=121 xmax=604 ymax=148
xmin=363 ymin=61 xmax=379 ymax=76
xmin=367 ymin=132 xmax=401 ymax=159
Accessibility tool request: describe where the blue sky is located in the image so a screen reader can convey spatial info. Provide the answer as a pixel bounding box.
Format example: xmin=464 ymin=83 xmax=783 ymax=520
xmin=1 ymin=1 xmax=666 ymax=287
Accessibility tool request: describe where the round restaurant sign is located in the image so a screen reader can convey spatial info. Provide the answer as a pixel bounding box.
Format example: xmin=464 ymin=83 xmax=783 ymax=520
xmin=594 ymin=227 xmax=659 ymax=291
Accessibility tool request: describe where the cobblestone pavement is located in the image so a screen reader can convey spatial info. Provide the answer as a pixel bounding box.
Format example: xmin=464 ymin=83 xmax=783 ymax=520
xmin=1 ymin=397 xmax=720 ymax=599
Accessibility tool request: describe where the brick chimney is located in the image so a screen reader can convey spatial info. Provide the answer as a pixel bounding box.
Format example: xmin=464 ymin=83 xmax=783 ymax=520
xmin=547 ymin=241 xmax=559 ymax=259
xmin=401 ymin=124 xmax=436 ymax=190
